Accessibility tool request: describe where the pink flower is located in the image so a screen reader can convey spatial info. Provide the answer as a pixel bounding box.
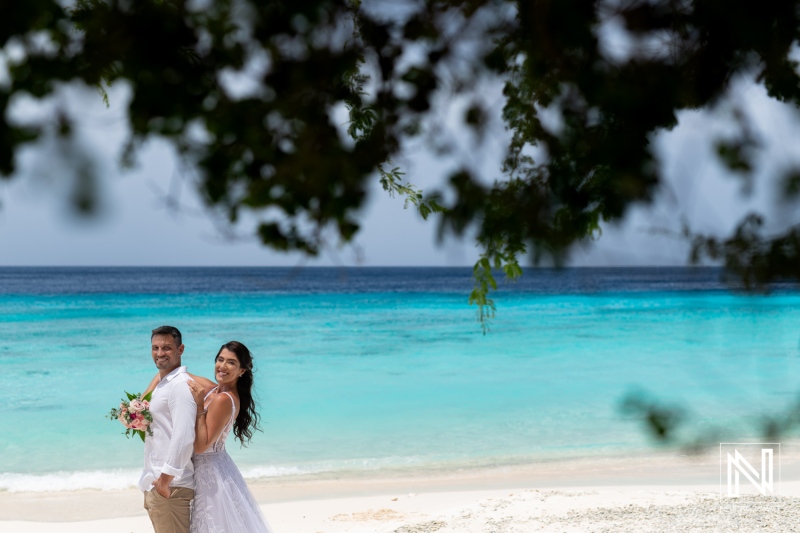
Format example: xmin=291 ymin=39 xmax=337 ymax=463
xmin=130 ymin=417 xmax=145 ymax=430
xmin=118 ymin=408 xmax=130 ymax=427
xmin=129 ymin=400 xmax=145 ymax=412
xmin=141 ymin=400 xmax=150 ymax=410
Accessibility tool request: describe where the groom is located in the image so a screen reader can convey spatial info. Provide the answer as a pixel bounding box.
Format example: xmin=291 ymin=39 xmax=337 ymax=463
xmin=139 ymin=325 xmax=197 ymax=533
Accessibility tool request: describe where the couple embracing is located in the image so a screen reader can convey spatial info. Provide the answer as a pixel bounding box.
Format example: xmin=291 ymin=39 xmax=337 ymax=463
xmin=138 ymin=325 xmax=273 ymax=533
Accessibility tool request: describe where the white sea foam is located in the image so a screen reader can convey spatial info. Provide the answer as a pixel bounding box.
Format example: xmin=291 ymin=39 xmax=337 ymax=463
xmin=0 ymin=469 xmax=141 ymax=493
xmin=239 ymin=456 xmax=439 ymax=480
xmin=238 ymin=458 xmax=408 ymax=480
xmin=239 ymin=464 xmax=323 ymax=479
xmin=0 ymin=457 xmax=435 ymax=492
xmin=0 ymin=465 xmax=327 ymax=493
xmin=0 ymin=466 xmax=322 ymax=492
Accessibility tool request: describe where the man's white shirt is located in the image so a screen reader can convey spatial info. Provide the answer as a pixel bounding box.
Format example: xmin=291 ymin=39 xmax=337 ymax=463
xmin=138 ymin=366 xmax=197 ymax=491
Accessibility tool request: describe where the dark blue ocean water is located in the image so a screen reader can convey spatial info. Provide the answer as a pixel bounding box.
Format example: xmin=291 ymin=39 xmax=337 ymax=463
xmin=0 ymin=266 xmax=752 ymax=295
xmin=1 ymin=267 xmax=798 ymax=492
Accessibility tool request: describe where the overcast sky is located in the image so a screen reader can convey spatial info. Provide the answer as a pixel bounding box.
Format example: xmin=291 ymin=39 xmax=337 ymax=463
xmin=1 ymin=63 xmax=798 ymax=267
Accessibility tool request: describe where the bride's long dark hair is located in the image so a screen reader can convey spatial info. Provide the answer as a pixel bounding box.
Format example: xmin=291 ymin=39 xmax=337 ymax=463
xmin=217 ymin=341 xmax=261 ymax=445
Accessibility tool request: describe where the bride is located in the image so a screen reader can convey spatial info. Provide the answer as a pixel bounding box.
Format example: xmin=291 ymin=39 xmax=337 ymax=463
xmin=187 ymin=341 xmax=274 ymax=533
xmin=145 ymin=341 xmax=274 ymax=532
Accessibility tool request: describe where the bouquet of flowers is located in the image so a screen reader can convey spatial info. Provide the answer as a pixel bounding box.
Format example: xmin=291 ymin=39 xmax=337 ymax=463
xmin=107 ymin=391 xmax=153 ymax=442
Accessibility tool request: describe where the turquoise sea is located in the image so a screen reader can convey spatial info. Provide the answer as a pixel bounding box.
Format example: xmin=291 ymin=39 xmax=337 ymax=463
xmin=1 ymin=267 xmax=799 ymax=492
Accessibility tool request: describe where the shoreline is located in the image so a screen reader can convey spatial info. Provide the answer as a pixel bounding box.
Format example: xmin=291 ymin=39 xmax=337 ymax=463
xmin=4 ymin=450 xmax=800 ymax=531
xmin=6 ymin=444 xmax=797 ymax=495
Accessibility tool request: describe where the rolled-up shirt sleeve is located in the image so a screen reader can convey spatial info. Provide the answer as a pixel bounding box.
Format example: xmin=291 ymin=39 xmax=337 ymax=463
xmin=159 ymin=381 xmax=196 ymax=478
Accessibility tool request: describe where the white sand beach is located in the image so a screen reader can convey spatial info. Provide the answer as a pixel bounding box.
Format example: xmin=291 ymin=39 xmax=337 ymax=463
xmin=4 ymin=451 xmax=800 ymax=532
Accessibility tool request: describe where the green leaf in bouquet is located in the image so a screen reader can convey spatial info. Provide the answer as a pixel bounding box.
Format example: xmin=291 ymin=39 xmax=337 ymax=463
xmin=137 ymin=430 xmax=146 ymax=442
xmin=125 ymin=391 xmax=137 ymax=401
xmin=142 ymin=391 xmax=153 ymax=402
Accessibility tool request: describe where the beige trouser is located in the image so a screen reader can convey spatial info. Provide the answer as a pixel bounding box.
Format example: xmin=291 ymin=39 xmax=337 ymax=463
xmin=143 ymin=487 xmax=194 ymax=533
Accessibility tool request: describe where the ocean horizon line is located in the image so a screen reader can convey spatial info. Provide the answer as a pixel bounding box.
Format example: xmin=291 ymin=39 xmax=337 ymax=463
xmin=0 ymin=265 xmax=721 ymax=270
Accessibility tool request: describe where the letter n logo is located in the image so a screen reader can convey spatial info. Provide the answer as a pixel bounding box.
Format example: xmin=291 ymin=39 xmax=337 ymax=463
xmin=724 ymin=446 xmax=775 ymax=497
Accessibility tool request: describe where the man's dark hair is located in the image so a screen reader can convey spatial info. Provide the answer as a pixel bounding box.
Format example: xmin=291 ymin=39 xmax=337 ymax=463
xmin=151 ymin=325 xmax=182 ymax=346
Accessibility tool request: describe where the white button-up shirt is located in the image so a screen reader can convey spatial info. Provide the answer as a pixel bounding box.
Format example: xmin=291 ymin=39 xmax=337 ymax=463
xmin=137 ymin=366 xmax=197 ymax=491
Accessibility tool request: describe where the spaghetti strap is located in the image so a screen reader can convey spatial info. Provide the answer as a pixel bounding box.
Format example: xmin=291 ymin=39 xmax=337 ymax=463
xmin=221 ymin=391 xmax=236 ymax=421
xmin=221 ymin=391 xmax=235 ymax=405
xmin=203 ymin=386 xmax=218 ymax=401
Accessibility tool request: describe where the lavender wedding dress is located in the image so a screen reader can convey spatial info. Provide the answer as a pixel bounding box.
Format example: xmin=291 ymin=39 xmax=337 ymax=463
xmin=191 ymin=389 xmax=273 ymax=533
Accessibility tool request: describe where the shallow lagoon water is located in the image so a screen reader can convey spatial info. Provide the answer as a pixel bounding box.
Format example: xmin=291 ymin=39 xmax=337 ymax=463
xmin=1 ymin=267 xmax=798 ymax=491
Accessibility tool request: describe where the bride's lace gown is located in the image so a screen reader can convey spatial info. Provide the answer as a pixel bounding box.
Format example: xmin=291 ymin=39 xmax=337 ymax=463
xmin=191 ymin=389 xmax=274 ymax=533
